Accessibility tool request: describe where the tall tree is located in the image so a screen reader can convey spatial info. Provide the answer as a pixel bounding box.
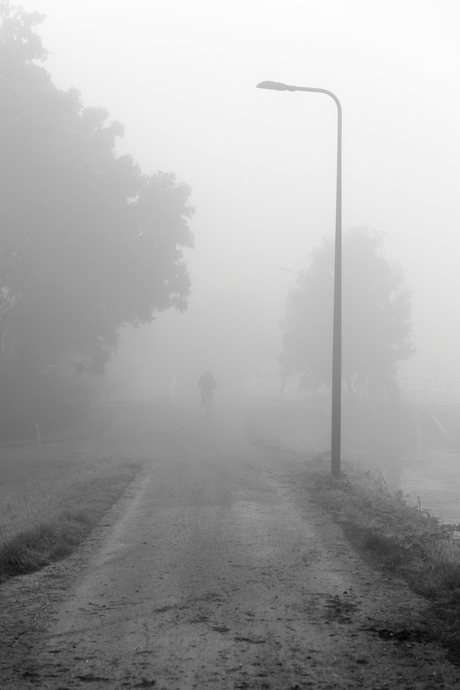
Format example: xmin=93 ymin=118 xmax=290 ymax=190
xmin=0 ymin=2 xmax=194 ymax=418
xmin=279 ymin=227 xmax=415 ymax=401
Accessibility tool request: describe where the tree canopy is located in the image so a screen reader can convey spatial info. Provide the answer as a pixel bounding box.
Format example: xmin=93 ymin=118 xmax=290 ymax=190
xmin=0 ymin=2 xmax=194 ymax=418
xmin=279 ymin=227 xmax=415 ymax=401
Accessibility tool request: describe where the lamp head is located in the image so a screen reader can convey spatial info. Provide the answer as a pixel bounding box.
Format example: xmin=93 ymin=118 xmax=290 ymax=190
xmin=256 ymin=81 xmax=293 ymax=91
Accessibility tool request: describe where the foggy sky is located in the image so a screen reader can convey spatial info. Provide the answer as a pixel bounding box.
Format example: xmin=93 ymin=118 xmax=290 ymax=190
xmin=17 ymin=0 xmax=460 ymax=394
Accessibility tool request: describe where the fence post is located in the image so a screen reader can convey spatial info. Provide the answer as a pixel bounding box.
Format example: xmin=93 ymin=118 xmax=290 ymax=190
xmin=35 ymin=423 xmax=42 ymax=458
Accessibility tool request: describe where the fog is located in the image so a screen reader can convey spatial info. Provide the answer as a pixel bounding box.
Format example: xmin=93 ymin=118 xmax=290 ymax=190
xmin=19 ymin=0 xmax=460 ymax=398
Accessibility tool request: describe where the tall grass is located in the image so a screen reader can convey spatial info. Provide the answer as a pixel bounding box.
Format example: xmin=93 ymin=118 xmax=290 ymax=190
xmin=0 ymin=441 xmax=140 ymax=580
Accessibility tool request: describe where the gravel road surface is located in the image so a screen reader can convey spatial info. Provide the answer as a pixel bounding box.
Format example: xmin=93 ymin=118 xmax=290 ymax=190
xmin=2 ymin=400 xmax=460 ymax=689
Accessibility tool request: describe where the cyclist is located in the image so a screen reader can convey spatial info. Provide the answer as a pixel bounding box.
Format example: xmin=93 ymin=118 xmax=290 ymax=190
xmin=198 ymin=370 xmax=217 ymax=407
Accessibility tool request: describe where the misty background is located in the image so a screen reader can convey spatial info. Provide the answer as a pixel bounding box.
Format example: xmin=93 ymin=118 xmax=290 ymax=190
xmin=16 ymin=0 xmax=460 ymax=399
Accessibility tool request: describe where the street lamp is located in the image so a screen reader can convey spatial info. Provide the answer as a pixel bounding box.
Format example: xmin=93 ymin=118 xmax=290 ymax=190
xmin=257 ymin=80 xmax=342 ymax=477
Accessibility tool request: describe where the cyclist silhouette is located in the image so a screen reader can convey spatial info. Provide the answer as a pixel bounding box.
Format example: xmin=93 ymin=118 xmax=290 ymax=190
xmin=198 ymin=370 xmax=217 ymax=407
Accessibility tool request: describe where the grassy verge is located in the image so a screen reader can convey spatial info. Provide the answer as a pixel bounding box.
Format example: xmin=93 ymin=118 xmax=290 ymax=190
xmin=0 ymin=441 xmax=140 ymax=581
xmin=306 ymin=453 xmax=460 ymax=659
xmin=245 ymin=401 xmax=460 ymax=659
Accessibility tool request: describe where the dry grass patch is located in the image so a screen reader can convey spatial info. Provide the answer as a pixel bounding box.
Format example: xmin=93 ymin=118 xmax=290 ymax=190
xmin=0 ymin=441 xmax=140 ymax=581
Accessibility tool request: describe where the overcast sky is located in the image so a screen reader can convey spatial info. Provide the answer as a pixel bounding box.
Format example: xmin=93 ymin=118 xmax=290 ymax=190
xmin=17 ymin=0 xmax=460 ymax=391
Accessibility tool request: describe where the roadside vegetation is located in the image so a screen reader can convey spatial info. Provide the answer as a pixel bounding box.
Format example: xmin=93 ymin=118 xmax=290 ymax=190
xmin=0 ymin=439 xmax=140 ymax=581
xmin=307 ymin=455 xmax=460 ymax=650
xmin=0 ymin=4 xmax=194 ymax=436
xmin=247 ymin=399 xmax=460 ymax=659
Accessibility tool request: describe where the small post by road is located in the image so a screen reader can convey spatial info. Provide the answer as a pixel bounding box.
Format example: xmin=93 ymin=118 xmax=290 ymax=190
xmin=35 ymin=423 xmax=42 ymax=458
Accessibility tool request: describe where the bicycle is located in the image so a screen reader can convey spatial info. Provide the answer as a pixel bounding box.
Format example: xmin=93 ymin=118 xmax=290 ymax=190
xmin=203 ymin=390 xmax=213 ymax=415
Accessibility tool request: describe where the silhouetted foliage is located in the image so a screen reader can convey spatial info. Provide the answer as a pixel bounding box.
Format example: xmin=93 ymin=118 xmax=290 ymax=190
xmin=279 ymin=228 xmax=415 ymax=400
xmin=0 ymin=3 xmax=194 ymax=426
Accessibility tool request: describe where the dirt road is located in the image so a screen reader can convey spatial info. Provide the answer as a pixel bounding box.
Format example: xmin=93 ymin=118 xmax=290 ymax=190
xmin=2 ymin=400 xmax=460 ymax=688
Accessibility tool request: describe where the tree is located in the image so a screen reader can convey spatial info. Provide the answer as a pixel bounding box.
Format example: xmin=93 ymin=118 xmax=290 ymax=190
xmin=279 ymin=227 xmax=415 ymax=402
xmin=0 ymin=2 xmax=194 ymax=422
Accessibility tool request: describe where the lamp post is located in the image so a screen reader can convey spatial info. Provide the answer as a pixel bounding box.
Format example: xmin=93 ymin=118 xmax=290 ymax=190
xmin=257 ymin=80 xmax=342 ymax=477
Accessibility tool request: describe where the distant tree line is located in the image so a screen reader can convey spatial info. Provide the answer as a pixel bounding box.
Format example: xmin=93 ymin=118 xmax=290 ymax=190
xmin=0 ymin=2 xmax=194 ymax=433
